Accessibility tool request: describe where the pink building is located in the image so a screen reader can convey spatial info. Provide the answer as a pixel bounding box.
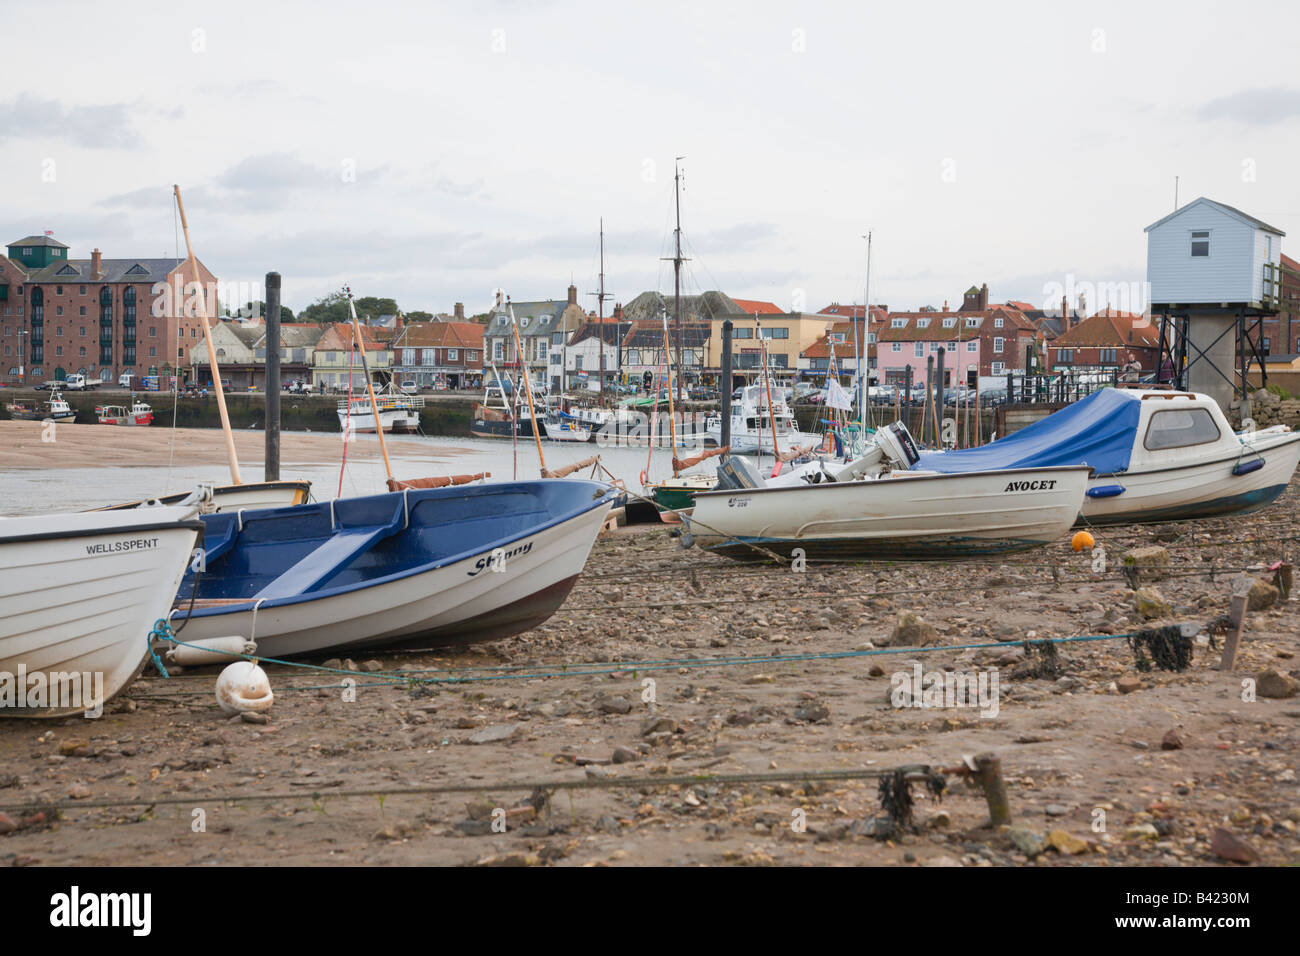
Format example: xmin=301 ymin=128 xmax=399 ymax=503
xmin=876 ymin=312 xmax=984 ymax=386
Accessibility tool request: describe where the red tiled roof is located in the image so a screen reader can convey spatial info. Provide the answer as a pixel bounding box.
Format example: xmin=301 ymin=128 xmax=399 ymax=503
xmin=315 ymin=323 xmax=388 ymax=352
xmin=396 ymin=321 xmax=484 ymax=349
xmin=730 ymin=298 xmax=783 ymax=315
xmin=1050 ymin=311 xmax=1160 ymax=349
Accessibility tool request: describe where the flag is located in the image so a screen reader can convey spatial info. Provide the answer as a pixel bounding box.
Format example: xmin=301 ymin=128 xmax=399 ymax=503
xmin=825 ymin=342 xmax=852 ymax=411
xmin=44 ymin=230 xmax=53 ymax=236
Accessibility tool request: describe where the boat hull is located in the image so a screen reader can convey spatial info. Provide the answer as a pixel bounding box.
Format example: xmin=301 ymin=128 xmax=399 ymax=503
xmin=1080 ymin=432 xmax=1300 ymax=525
xmin=686 ymin=466 xmax=1091 ymax=561
xmin=171 ymin=482 xmax=614 ymax=656
xmin=100 ymin=480 xmax=312 ymax=513
xmin=470 ymin=416 xmax=547 ymax=440
xmin=0 ymin=504 xmax=203 ymax=718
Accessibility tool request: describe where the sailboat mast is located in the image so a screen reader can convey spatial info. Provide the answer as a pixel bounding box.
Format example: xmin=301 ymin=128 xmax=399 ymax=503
xmin=345 ymin=290 xmax=393 ymax=483
xmin=862 ymin=231 xmax=872 ymax=420
xmin=673 ymin=159 xmax=684 ymax=405
xmin=173 ymin=184 xmax=241 ymax=485
xmin=660 ymin=309 xmax=680 ymax=475
xmin=598 ymin=220 xmax=606 ymax=400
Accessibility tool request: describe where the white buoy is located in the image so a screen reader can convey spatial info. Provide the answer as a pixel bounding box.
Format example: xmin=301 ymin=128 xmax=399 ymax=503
xmin=167 ymin=636 xmax=256 ymax=667
xmin=215 ymin=661 xmax=274 ymax=715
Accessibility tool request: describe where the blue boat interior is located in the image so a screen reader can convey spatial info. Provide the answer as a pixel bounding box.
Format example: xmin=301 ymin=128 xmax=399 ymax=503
xmin=178 ymin=479 xmax=610 ymax=604
xmin=914 ymin=388 xmax=1141 ymax=475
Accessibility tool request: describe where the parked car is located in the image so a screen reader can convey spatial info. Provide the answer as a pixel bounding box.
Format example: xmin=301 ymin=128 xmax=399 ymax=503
xmin=400 ymin=381 xmax=418 ymax=395
xmin=118 ymin=372 xmax=136 ymax=389
xmin=34 ymin=381 xmax=53 ymax=391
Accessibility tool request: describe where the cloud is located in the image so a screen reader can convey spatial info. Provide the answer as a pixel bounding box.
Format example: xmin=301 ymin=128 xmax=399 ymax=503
xmin=1198 ymin=87 xmax=1300 ymax=126
xmin=0 ymin=94 xmax=141 ymax=148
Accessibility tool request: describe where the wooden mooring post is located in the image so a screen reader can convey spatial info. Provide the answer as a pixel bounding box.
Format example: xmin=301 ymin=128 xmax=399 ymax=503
xmin=1217 ymin=591 xmax=1250 ymax=671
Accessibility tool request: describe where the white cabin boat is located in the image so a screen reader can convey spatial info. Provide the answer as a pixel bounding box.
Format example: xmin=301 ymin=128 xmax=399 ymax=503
xmin=916 ymin=388 xmax=1300 ymax=525
xmin=0 ymin=497 xmax=206 ymax=718
xmin=95 ymin=401 xmax=154 ymax=426
xmin=683 ymin=423 xmax=1090 ymax=560
xmin=337 ymin=389 xmax=424 ymax=433
xmin=706 ymin=384 xmax=816 ymax=454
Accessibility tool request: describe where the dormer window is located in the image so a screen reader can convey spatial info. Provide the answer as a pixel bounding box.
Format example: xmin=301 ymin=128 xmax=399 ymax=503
xmin=965 ymin=317 xmax=979 ymax=328
xmin=942 ymin=317 xmax=955 ymax=328
xmin=890 ymin=318 xmax=906 ymax=328
xmin=917 ymin=318 xmax=930 ymax=329
xmin=994 ymin=318 xmax=1003 ymax=328
xmin=1191 ymin=230 xmax=1210 ymax=257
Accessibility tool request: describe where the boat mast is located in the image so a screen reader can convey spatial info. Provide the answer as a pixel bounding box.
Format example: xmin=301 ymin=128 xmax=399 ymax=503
xmin=345 ymin=289 xmax=394 ymax=483
xmin=862 ymin=231 xmax=872 ymax=424
xmin=757 ymin=312 xmax=781 ymax=469
xmin=673 ymin=158 xmax=685 ymax=405
xmin=173 ymin=184 xmax=241 ymax=485
xmin=660 ymin=308 xmax=680 ymax=476
xmin=589 ymin=219 xmax=611 ymax=403
xmin=507 ymin=296 xmax=548 ymax=475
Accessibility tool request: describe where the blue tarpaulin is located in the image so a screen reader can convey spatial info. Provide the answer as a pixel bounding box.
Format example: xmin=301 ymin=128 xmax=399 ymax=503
xmin=914 ymin=388 xmax=1140 ymax=475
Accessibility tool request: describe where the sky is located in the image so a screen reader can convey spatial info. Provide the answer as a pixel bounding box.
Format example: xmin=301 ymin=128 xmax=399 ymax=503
xmin=3 ymin=0 xmax=1299 ymax=317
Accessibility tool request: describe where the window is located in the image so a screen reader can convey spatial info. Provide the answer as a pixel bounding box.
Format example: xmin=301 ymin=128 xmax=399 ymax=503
xmin=79 ymin=327 xmax=85 ymax=336
xmin=79 ymin=285 xmax=86 ymax=294
xmin=868 ymin=333 xmax=877 ymax=344
xmin=56 ymin=346 xmax=63 ymax=356
xmin=178 ymin=348 xmax=184 ymax=358
xmin=57 ymin=286 xmax=63 ymax=296
xmin=994 ymin=318 xmax=1003 ymax=328
xmin=1262 ymin=337 xmax=1271 ymax=355
xmin=447 ymin=349 xmax=458 ymax=360
xmin=965 ymin=317 xmax=978 ymax=328
xmin=149 ymin=346 xmax=156 ymax=357
xmin=993 ymin=337 xmax=1004 ymax=353
xmin=916 ymin=318 xmax=930 ymax=329
xmin=942 ymin=318 xmax=955 ymax=328
xmin=760 ymin=327 xmax=788 ymax=339
xmin=574 ymin=355 xmax=583 ymax=370
xmin=731 ymin=327 xmax=753 ymax=339
xmin=79 ymin=306 xmax=85 ymax=316
xmin=56 ymin=306 xmax=63 ymax=316
xmin=829 ymin=332 xmax=845 ymax=344
xmin=1190 ymin=230 xmax=1210 ymax=258
xmin=149 ymin=326 xmax=156 ymax=337
xmin=56 ymin=327 xmax=63 ymax=337
xmin=493 ymin=341 xmax=504 ymax=362
xmin=1099 ymin=348 xmax=1117 ymax=363
xmin=991 ymin=361 xmax=1005 ymax=374
xmin=402 ymin=348 xmax=416 ymax=366
xmin=914 ymin=343 xmax=924 ymax=357
xmin=1144 ymin=408 xmax=1220 ymax=450
xmin=891 ymin=342 xmax=901 ymax=353
xmin=966 ymin=340 xmax=977 ymax=353
xmin=1057 ymin=348 xmax=1074 ymax=362
xmin=891 ymin=319 xmax=906 ymax=328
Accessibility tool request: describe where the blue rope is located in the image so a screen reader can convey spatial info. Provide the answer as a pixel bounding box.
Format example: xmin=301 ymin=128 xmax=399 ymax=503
xmin=147 ymin=619 xmax=172 ymax=679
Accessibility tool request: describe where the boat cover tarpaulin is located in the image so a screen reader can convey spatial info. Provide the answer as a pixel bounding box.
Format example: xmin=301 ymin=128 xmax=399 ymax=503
xmin=914 ymin=388 xmax=1139 ymax=475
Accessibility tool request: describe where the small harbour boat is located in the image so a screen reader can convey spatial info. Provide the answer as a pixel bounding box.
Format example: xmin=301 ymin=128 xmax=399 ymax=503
xmin=170 ymin=479 xmax=617 ymax=657
xmin=337 ymin=388 xmax=423 ymax=433
xmin=0 ymin=495 xmax=207 ymax=718
xmin=705 ymin=384 xmax=816 ymax=454
xmin=470 ymin=378 xmax=548 ymax=440
xmin=95 ymin=400 xmax=154 ymax=426
xmin=5 ymin=391 xmax=77 ymax=423
xmin=682 ymin=423 xmax=1091 ymax=560
xmin=914 ymin=388 xmax=1300 ymax=525
xmin=544 ymin=410 xmax=593 ymax=442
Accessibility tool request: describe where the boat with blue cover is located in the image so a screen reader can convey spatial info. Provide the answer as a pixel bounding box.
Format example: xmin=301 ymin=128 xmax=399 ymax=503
xmin=170 ymin=479 xmax=616 ymax=657
xmin=914 ymin=388 xmax=1300 ymax=525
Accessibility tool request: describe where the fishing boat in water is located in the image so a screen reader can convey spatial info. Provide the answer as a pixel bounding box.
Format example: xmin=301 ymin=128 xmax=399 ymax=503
xmin=914 ymin=388 xmax=1300 ymax=525
xmin=170 ymin=479 xmax=616 ymax=656
xmin=0 ymin=494 xmax=207 ymax=718
xmin=95 ymin=400 xmax=154 ymax=426
xmin=682 ymin=422 xmax=1091 ymax=560
xmin=5 ymin=392 xmax=77 ymax=423
xmin=705 ymin=383 xmax=816 ymax=454
xmin=337 ymin=387 xmax=424 ymax=433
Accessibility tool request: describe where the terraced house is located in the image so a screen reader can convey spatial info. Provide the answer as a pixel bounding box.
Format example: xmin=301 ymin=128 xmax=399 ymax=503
xmin=483 ymin=286 xmax=586 ymax=391
xmin=876 ymin=302 xmax=1038 ymax=385
xmin=391 ymin=320 xmax=484 ymax=389
xmin=0 ymin=233 xmax=218 ymax=386
xmin=311 ymin=323 xmax=393 ymax=391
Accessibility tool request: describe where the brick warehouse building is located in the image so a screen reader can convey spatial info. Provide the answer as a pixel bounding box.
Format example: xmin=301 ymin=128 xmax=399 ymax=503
xmin=0 ymin=234 xmax=218 ymax=386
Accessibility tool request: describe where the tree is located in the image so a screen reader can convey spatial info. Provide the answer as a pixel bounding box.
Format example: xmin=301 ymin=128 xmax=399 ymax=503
xmin=405 ymin=310 xmax=433 ymax=322
xmin=238 ymin=301 xmax=294 ymax=323
xmin=353 ymin=296 xmax=399 ymax=320
xmin=299 ymin=292 xmax=400 ymax=325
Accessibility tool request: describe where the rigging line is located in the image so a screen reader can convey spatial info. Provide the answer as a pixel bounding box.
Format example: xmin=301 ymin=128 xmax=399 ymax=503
xmin=165 ymin=196 xmax=182 ymax=489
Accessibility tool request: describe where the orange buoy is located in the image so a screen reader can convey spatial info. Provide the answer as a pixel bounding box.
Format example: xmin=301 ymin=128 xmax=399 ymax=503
xmin=1071 ymin=530 xmax=1095 ymax=552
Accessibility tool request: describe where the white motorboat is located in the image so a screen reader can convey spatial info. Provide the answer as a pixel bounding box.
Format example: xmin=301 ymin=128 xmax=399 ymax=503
xmin=705 ymin=384 xmax=817 ymax=454
xmin=682 ymin=422 xmax=1091 ymax=560
xmin=338 ymin=387 xmax=424 ymax=433
xmin=168 ymin=480 xmax=616 ymax=657
xmin=0 ymin=497 xmax=206 ymax=718
xmin=98 ymin=479 xmax=312 ymax=514
xmin=915 ymin=388 xmax=1300 ymax=525
xmin=5 ymin=391 xmax=77 ymax=423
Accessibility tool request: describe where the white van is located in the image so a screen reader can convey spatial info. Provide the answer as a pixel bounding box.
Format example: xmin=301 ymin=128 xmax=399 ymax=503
xmin=63 ymin=373 xmax=87 ymax=391
xmin=119 ymin=372 xmax=135 ymax=388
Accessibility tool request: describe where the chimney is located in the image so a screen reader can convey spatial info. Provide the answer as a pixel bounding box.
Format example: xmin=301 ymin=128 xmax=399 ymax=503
xmin=567 ymin=284 xmax=578 ymax=306
xmin=943 ymin=300 xmax=949 ymax=312
xmin=979 ymin=282 xmax=989 ymax=310
xmin=91 ymin=248 xmax=102 ymax=281
xmin=1079 ymin=292 xmax=1087 ymax=318
xmin=613 ymin=303 xmax=623 ymax=322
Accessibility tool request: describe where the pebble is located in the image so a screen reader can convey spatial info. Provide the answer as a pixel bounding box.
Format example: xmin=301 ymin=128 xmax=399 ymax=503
xmin=1209 ymin=828 xmax=1259 ymax=864
xmin=1161 ymin=729 xmax=1184 ymax=750
xmin=598 ymin=696 xmax=632 ymax=715
xmin=0 ymin=812 xmax=16 ymax=835
xmin=466 ymin=724 xmax=519 ymax=745
xmin=1047 ymin=829 xmax=1088 ymax=855
xmin=1256 ymin=668 xmax=1298 ymax=699
xmin=1117 ymin=677 xmax=1144 ymax=694
xmin=1006 ymin=825 xmax=1047 ymax=857
xmin=240 ymin=712 xmax=269 ymax=725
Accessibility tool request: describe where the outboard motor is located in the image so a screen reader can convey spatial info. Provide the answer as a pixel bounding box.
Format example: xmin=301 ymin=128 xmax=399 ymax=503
xmin=714 ymin=455 xmax=766 ymax=490
xmin=875 ymin=421 xmax=921 ymax=470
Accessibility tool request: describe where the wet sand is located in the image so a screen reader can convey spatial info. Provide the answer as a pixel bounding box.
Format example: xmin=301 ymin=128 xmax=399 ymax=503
xmin=0 ymin=479 xmax=1296 ymax=867
xmin=0 ymin=420 xmax=470 ymax=471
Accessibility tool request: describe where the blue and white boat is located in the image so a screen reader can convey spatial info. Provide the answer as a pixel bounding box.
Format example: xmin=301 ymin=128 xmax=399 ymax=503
xmin=170 ymin=480 xmax=616 ymax=657
xmin=915 ymin=388 xmax=1300 ymax=525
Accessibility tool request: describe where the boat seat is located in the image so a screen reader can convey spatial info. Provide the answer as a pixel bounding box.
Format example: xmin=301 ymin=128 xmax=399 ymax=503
xmin=252 ymin=499 xmax=406 ymax=599
xmin=200 ymin=515 xmax=241 ymax=565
